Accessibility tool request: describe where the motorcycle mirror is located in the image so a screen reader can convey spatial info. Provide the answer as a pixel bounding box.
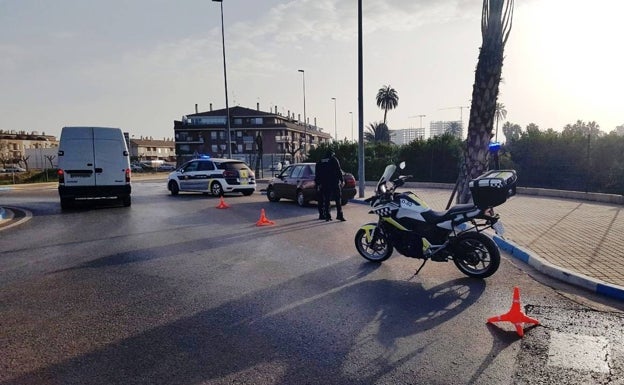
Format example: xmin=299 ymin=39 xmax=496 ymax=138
xmin=399 ymin=161 xmax=406 ymax=170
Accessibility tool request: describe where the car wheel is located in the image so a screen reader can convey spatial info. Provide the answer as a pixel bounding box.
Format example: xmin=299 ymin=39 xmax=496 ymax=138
xmin=168 ymin=180 xmax=179 ymax=196
xmin=121 ymin=195 xmax=131 ymax=207
xmin=211 ymin=181 xmax=223 ymax=196
xmin=267 ymin=187 xmax=280 ymax=202
xmin=296 ymin=190 xmax=307 ymax=207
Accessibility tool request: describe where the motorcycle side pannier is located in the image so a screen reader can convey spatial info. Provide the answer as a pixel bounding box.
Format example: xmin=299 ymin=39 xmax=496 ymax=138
xmin=469 ymin=170 xmax=517 ymax=209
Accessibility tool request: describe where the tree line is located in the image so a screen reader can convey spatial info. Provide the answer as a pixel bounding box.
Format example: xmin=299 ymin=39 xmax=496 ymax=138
xmin=309 ymin=118 xmax=624 ymax=196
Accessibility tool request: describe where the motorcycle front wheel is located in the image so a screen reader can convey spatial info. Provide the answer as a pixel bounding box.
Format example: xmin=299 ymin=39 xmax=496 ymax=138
xmin=354 ymin=227 xmax=393 ymax=262
xmin=452 ymin=232 xmax=500 ymax=278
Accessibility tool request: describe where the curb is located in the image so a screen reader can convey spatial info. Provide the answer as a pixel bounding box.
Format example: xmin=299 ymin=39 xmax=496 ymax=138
xmin=0 ymin=206 xmax=31 ymax=231
xmin=493 ymin=235 xmax=624 ymax=302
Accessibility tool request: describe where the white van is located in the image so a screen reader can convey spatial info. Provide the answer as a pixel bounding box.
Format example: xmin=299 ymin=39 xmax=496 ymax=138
xmin=57 ymin=126 xmax=131 ymax=209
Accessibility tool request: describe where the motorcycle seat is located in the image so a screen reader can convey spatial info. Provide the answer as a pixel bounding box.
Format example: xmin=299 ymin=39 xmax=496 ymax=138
xmin=421 ymin=204 xmax=479 ymax=224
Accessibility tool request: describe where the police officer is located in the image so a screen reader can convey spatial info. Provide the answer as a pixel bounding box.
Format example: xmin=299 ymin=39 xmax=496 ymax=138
xmin=314 ymin=159 xmax=325 ymax=220
xmin=316 ymin=149 xmax=345 ymax=221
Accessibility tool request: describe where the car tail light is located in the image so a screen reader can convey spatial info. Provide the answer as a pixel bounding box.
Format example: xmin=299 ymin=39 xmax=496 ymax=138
xmin=125 ymin=168 xmax=131 ymax=183
xmin=223 ymin=170 xmax=238 ymax=178
xmin=57 ymin=169 xmax=65 ymax=184
xmin=345 ymin=175 xmax=356 ymax=188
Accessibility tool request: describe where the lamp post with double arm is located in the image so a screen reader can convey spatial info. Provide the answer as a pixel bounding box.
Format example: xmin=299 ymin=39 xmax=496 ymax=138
xmin=213 ymin=0 xmax=232 ymax=159
xmin=298 ymin=69 xmax=307 ymax=156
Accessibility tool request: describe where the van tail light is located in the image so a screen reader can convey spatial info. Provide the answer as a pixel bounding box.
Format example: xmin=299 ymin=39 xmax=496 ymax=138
xmin=57 ymin=169 xmax=65 ymax=184
xmin=125 ymin=168 xmax=131 ymax=183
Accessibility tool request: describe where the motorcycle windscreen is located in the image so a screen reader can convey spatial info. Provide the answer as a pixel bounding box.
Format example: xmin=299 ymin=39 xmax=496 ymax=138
xmin=377 ymin=164 xmax=396 ymax=192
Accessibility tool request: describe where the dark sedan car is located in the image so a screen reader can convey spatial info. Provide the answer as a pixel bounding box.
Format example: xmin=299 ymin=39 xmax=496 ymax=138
xmin=266 ymin=162 xmax=357 ymax=207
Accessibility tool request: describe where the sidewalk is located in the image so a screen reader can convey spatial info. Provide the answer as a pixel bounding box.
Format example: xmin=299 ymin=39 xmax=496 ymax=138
xmin=2 ymin=182 xmax=624 ymax=301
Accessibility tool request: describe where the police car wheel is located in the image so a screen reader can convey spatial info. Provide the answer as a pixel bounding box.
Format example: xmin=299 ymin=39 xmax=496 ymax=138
xmin=211 ymin=181 xmax=223 ymax=197
xmin=169 ymin=181 xmax=179 ymax=196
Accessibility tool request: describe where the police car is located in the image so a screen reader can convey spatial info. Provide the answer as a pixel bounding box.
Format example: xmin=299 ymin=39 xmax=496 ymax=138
xmin=167 ymin=157 xmax=256 ymax=196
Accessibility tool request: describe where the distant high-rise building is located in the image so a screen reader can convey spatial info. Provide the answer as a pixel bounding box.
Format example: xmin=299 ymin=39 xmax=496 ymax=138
xmin=390 ymin=128 xmax=425 ymax=145
xmin=429 ymin=120 xmax=463 ymax=139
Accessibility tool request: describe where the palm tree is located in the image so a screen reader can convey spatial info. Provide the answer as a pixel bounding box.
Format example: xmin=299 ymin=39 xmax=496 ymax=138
xmin=376 ymin=85 xmax=399 ymax=125
xmin=364 ymin=122 xmax=391 ymax=143
xmin=446 ymin=121 xmax=463 ymax=138
xmin=457 ymin=0 xmax=514 ymax=204
xmin=494 ymin=102 xmax=507 ymax=142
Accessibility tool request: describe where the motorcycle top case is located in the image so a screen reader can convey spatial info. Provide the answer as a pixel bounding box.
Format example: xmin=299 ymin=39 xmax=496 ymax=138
xmin=469 ymin=169 xmax=517 ymax=209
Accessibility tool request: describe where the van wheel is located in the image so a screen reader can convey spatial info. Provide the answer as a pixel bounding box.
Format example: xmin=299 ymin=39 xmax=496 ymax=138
xmin=60 ymin=198 xmax=73 ymax=210
xmin=211 ymin=181 xmax=223 ymax=196
xmin=121 ymin=195 xmax=131 ymax=207
xmin=168 ymin=181 xmax=179 ymax=196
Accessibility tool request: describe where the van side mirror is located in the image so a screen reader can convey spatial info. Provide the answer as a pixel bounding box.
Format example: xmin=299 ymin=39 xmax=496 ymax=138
xmin=123 ymin=151 xmax=129 ymax=156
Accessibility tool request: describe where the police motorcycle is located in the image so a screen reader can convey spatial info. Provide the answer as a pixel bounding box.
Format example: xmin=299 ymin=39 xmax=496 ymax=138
xmin=354 ymin=162 xmax=517 ymax=278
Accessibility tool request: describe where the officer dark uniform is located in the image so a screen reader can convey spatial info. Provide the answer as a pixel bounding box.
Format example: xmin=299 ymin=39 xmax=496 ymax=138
xmin=316 ymin=150 xmax=345 ymax=221
xmin=314 ymin=158 xmax=326 ymax=220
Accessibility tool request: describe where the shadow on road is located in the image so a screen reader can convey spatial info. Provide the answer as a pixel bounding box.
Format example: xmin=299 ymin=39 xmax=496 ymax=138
xmin=4 ymin=257 xmax=486 ymax=385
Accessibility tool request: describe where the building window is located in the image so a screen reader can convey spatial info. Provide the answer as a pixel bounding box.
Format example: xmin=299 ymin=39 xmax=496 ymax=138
xmin=234 ymin=118 xmax=242 ymax=125
xmin=212 ymin=145 xmax=218 ymax=152
xmin=191 ymin=117 xmax=226 ymax=125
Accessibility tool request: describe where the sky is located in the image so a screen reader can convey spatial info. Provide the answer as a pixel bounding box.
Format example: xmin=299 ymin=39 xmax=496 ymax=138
xmin=1 ymin=0 xmax=623 ymax=143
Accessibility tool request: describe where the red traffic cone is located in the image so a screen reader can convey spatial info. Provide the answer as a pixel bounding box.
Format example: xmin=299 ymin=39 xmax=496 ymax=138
xmin=487 ymin=287 xmax=540 ymax=337
xmin=256 ymin=209 xmax=275 ymax=226
xmin=216 ymin=196 xmax=230 ymax=209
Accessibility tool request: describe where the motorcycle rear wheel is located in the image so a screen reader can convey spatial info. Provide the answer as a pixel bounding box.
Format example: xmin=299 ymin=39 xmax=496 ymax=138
xmin=354 ymin=227 xmax=393 ymax=262
xmin=452 ymin=232 xmax=500 ymax=278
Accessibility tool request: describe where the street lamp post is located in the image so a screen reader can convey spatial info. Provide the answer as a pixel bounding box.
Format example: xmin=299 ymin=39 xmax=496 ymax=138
xmin=349 ymin=111 xmax=353 ymax=142
xmin=213 ymin=0 xmax=232 ymax=159
xmin=298 ymin=69 xmax=306 ymax=156
xmin=331 ymin=97 xmax=337 ymax=141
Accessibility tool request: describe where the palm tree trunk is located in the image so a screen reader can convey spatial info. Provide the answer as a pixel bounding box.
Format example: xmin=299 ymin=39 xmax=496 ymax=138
xmin=457 ymin=0 xmax=513 ymax=204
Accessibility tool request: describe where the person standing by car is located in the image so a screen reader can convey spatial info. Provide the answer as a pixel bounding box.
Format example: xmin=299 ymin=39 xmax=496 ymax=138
xmin=317 ymin=149 xmax=345 ymax=221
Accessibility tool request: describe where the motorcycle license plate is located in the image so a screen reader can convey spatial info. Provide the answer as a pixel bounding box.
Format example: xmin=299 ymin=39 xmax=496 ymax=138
xmin=492 ymin=220 xmax=505 ymax=236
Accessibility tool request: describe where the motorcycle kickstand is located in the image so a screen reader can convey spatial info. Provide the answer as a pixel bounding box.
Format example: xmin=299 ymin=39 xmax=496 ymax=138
xmin=408 ymin=259 xmax=428 ymax=281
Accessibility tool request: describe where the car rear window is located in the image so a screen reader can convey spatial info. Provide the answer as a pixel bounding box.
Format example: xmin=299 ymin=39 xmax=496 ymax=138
xmin=217 ymin=162 xmax=250 ymax=171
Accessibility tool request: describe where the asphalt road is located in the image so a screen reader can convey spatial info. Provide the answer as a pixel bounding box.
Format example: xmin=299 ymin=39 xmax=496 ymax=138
xmin=1 ymin=180 xmax=623 ymax=385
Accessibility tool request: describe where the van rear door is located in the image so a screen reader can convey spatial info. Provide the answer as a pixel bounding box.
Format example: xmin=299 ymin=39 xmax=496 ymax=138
xmin=93 ymin=128 xmax=129 ymax=186
xmin=60 ymin=128 xmax=96 ymax=188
